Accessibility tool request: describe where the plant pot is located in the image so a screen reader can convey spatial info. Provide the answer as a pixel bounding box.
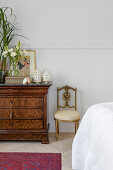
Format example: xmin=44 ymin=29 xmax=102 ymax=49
xmin=0 ymin=71 xmax=7 ymax=83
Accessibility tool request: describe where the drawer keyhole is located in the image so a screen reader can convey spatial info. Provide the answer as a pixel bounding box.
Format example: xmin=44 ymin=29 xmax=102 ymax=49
xmin=10 ymin=112 xmax=13 ymax=119
xmin=9 ymin=101 xmax=13 ymax=104
xmin=9 ymin=101 xmax=13 ymax=119
xmin=10 ymin=120 xmax=13 ymax=126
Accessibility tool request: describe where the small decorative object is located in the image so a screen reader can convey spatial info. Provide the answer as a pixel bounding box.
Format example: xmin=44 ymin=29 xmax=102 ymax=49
xmin=33 ymin=67 xmax=41 ymax=83
xmin=18 ymin=50 xmax=36 ymax=78
xmin=5 ymin=76 xmax=25 ymax=84
xmin=2 ymin=42 xmax=26 ymax=77
xmin=23 ymin=77 xmax=31 ymax=84
xmin=42 ymin=70 xmax=51 ymax=82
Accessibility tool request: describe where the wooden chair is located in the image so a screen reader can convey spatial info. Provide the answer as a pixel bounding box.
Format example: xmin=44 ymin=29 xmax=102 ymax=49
xmin=54 ymin=85 xmax=80 ymax=140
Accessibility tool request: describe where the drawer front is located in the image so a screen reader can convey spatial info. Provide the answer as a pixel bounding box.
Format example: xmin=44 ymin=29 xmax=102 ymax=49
xmin=0 ymin=109 xmax=44 ymax=119
xmin=0 ymin=87 xmax=49 ymax=95
xmin=0 ymin=120 xmax=43 ymax=130
xmin=0 ymin=97 xmax=43 ymax=107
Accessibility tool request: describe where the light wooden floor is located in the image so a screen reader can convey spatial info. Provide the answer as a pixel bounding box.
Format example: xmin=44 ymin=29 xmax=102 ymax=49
xmin=0 ymin=133 xmax=75 ymax=170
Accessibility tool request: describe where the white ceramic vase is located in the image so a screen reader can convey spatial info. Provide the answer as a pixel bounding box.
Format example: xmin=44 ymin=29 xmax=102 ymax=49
xmin=42 ymin=70 xmax=51 ymax=82
xmin=33 ymin=67 xmax=41 ymax=83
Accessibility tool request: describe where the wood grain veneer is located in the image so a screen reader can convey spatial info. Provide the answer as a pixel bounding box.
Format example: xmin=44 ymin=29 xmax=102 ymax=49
xmin=0 ymin=84 xmax=51 ymax=144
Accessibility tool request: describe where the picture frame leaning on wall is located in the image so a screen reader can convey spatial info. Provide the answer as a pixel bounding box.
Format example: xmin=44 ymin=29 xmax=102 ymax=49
xmin=18 ymin=50 xmax=36 ymax=78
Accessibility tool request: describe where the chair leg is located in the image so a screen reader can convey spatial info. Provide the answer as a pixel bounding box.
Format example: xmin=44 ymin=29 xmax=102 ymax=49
xmin=76 ymin=120 xmax=79 ymax=131
xmin=75 ymin=121 xmax=76 ymax=134
xmin=55 ymin=119 xmax=58 ymax=141
xmin=57 ymin=120 xmax=59 ymax=134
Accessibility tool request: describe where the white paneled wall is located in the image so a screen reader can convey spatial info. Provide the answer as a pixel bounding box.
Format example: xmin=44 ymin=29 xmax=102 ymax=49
xmin=0 ymin=0 xmax=113 ymax=131
xmin=37 ymin=49 xmax=113 ymax=132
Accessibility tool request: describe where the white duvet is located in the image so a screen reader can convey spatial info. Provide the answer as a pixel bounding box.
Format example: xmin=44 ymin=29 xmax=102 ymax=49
xmin=72 ymin=102 xmax=113 ymax=170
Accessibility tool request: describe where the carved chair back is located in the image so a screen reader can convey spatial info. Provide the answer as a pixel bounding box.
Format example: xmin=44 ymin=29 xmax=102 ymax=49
xmin=57 ymin=85 xmax=77 ymax=110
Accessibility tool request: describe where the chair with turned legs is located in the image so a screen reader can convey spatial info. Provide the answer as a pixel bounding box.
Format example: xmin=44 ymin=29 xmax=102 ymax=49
xmin=54 ymin=85 xmax=80 ymax=140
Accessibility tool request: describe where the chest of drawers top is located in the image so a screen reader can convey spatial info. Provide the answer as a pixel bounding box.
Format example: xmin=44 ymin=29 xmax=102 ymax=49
xmin=0 ymin=83 xmax=52 ymax=96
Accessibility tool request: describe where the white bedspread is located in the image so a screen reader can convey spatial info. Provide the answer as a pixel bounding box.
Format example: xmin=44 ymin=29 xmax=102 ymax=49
xmin=72 ymin=102 xmax=113 ymax=170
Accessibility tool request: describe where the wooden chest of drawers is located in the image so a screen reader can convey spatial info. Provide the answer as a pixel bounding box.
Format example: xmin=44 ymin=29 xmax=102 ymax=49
xmin=0 ymin=83 xmax=51 ymax=144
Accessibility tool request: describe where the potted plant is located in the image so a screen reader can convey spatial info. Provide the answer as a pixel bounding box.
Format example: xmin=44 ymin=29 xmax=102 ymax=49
xmin=0 ymin=7 xmax=17 ymax=82
xmin=2 ymin=41 xmax=27 ymax=76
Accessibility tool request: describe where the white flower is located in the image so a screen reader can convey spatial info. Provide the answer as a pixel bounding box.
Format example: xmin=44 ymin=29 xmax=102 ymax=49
xmin=2 ymin=51 xmax=8 ymax=56
xmin=23 ymin=50 xmax=27 ymax=54
xmin=19 ymin=50 xmax=23 ymax=56
xmin=11 ymin=52 xmax=17 ymax=57
xmin=8 ymin=48 xmax=13 ymax=53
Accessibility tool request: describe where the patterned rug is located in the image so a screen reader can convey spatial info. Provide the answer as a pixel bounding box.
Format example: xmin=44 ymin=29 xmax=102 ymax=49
xmin=0 ymin=152 xmax=61 ymax=170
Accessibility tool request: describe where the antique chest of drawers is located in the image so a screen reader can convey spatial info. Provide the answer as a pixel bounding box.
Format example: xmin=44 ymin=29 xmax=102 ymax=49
xmin=0 ymin=83 xmax=51 ymax=144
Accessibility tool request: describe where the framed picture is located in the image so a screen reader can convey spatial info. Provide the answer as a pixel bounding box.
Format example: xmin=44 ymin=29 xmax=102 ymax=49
xmin=18 ymin=50 xmax=36 ymax=78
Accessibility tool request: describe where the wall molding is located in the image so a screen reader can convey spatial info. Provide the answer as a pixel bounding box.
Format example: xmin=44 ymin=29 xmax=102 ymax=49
xmin=24 ymin=41 xmax=113 ymax=49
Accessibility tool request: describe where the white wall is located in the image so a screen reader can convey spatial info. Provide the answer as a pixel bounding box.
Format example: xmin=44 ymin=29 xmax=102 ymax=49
xmin=1 ymin=0 xmax=113 ymax=132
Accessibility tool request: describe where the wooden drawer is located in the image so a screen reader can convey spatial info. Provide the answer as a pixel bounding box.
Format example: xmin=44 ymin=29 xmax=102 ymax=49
xmin=0 ymin=97 xmax=43 ymax=108
xmin=0 ymin=108 xmax=44 ymax=119
xmin=0 ymin=120 xmax=43 ymax=130
xmin=0 ymin=134 xmax=48 ymax=141
xmin=0 ymin=87 xmax=49 ymax=95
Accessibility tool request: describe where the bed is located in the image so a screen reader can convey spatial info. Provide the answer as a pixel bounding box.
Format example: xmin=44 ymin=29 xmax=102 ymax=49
xmin=72 ymin=102 xmax=113 ymax=170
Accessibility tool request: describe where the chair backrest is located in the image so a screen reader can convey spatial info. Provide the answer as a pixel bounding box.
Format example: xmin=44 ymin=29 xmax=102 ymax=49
xmin=57 ymin=85 xmax=77 ymax=110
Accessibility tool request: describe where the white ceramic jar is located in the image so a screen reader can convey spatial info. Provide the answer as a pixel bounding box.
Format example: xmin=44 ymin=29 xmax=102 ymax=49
xmin=33 ymin=67 xmax=41 ymax=83
xmin=42 ymin=70 xmax=51 ymax=82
